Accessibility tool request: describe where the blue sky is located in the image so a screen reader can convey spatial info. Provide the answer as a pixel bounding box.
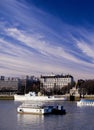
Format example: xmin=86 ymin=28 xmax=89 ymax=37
xmin=0 ymin=0 xmax=94 ymax=80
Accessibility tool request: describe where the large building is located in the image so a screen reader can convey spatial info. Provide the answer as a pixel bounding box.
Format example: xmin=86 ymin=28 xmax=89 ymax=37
xmin=0 ymin=76 xmax=18 ymax=91
xmin=40 ymin=74 xmax=74 ymax=89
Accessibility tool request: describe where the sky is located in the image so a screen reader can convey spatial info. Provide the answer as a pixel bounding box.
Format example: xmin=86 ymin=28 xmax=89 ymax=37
xmin=0 ymin=0 xmax=94 ymax=80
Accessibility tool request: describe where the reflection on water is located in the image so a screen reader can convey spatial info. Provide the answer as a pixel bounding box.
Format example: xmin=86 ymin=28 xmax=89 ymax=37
xmin=1 ymin=101 xmax=94 ymax=130
xmin=17 ymin=113 xmax=66 ymax=130
xmin=17 ymin=114 xmax=45 ymax=129
xmin=17 ymin=114 xmax=44 ymax=125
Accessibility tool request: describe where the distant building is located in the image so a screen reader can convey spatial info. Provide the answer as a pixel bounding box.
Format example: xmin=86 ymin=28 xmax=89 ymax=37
xmin=18 ymin=75 xmax=40 ymax=94
xmin=40 ymin=74 xmax=74 ymax=89
xmin=0 ymin=76 xmax=18 ymax=91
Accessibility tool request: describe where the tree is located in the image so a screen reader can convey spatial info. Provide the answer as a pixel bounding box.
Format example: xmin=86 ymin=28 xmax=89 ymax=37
xmin=77 ymin=79 xmax=94 ymax=97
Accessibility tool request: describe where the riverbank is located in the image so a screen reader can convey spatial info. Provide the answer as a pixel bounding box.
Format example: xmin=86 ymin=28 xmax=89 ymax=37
xmin=67 ymin=95 xmax=94 ymax=101
xmin=0 ymin=95 xmax=94 ymax=101
xmin=0 ymin=95 xmax=14 ymax=100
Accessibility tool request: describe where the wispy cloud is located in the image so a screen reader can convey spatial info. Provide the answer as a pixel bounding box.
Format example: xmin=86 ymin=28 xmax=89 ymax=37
xmin=77 ymin=41 xmax=94 ymax=59
xmin=0 ymin=0 xmax=94 ymax=80
xmin=4 ymin=27 xmax=85 ymax=64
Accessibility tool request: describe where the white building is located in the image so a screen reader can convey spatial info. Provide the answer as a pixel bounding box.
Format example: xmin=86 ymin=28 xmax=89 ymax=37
xmin=40 ymin=74 xmax=74 ymax=89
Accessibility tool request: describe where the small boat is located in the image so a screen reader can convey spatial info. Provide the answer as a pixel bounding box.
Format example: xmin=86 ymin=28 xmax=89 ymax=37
xmin=14 ymin=92 xmax=67 ymax=101
xmin=77 ymin=99 xmax=94 ymax=106
xmin=17 ymin=102 xmax=66 ymax=115
xmin=51 ymin=105 xmax=66 ymax=115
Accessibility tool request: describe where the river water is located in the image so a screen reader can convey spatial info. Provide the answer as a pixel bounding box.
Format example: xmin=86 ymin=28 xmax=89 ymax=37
xmin=0 ymin=100 xmax=94 ymax=130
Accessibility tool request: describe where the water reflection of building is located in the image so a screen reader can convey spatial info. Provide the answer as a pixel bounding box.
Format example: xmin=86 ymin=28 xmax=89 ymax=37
xmin=40 ymin=74 xmax=74 ymax=89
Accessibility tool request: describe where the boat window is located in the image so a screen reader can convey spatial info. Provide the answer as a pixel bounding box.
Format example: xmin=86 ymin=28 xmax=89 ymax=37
xmin=20 ymin=109 xmax=23 ymax=112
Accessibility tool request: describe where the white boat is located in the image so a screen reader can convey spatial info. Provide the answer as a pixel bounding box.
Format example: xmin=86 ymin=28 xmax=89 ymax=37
xmin=77 ymin=99 xmax=94 ymax=106
xmin=17 ymin=102 xmax=66 ymax=115
xmin=17 ymin=103 xmax=52 ymax=114
xmin=14 ymin=92 xmax=67 ymax=101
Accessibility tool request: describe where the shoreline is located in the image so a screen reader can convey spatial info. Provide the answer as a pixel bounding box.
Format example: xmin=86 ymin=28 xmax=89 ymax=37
xmin=1 ymin=95 xmax=94 ymax=101
xmin=0 ymin=95 xmax=14 ymax=100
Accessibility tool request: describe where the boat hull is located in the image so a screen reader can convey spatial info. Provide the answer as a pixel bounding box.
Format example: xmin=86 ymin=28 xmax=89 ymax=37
xmin=17 ymin=107 xmax=52 ymax=114
xmin=17 ymin=105 xmax=66 ymax=115
xmin=14 ymin=95 xmax=66 ymax=101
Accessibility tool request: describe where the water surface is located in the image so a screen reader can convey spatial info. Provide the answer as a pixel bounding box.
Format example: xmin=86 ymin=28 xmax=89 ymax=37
xmin=0 ymin=100 xmax=94 ymax=130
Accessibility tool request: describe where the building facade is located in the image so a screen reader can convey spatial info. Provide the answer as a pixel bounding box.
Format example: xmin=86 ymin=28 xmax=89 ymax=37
xmin=0 ymin=76 xmax=18 ymax=91
xmin=40 ymin=74 xmax=74 ymax=89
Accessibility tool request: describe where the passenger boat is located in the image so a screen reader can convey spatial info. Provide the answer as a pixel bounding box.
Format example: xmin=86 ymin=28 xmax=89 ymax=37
xmin=17 ymin=103 xmax=52 ymax=114
xmin=77 ymin=99 xmax=94 ymax=106
xmin=14 ymin=92 xmax=66 ymax=101
xmin=17 ymin=102 xmax=66 ymax=115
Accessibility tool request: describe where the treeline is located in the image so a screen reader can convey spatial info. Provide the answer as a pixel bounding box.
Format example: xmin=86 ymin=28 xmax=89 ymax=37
xmin=17 ymin=80 xmax=40 ymax=94
xmin=38 ymin=83 xmax=74 ymax=96
xmin=18 ymin=80 xmax=75 ymax=95
xmin=1 ymin=78 xmax=94 ymax=96
xmin=77 ymin=79 xmax=94 ymax=97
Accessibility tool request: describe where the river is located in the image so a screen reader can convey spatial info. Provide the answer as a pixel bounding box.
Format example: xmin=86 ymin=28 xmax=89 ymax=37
xmin=0 ymin=100 xmax=94 ymax=130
